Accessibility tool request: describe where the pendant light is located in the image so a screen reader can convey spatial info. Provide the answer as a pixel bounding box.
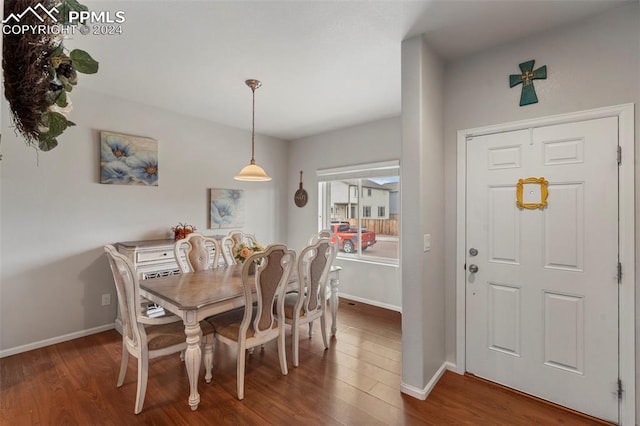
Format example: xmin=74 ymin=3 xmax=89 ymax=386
xmin=234 ymin=79 xmax=272 ymax=181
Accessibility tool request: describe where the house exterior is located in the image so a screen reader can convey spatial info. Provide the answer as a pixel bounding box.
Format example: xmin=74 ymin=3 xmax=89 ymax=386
xmin=329 ymin=180 xmax=391 ymax=220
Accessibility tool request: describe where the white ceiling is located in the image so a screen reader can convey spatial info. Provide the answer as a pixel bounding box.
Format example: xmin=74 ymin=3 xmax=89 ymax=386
xmin=76 ymin=0 xmax=629 ymax=140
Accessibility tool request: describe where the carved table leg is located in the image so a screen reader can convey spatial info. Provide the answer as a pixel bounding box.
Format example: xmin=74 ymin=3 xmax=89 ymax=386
xmin=183 ymin=313 xmax=202 ymax=411
xmin=329 ymin=274 xmax=339 ymax=336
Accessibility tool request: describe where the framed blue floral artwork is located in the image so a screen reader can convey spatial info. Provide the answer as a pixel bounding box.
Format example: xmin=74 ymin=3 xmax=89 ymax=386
xmin=209 ymin=188 xmax=244 ymax=229
xmin=100 ymin=131 xmax=158 ymax=186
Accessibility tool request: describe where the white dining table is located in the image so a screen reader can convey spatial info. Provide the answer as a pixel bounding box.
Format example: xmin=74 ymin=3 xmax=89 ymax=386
xmin=139 ymin=263 xmax=341 ymax=411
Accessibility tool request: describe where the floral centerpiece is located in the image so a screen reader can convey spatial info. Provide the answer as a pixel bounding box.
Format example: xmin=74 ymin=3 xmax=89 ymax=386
xmin=172 ymin=223 xmax=196 ymax=240
xmin=234 ymin=242 xmax=265 ymax=264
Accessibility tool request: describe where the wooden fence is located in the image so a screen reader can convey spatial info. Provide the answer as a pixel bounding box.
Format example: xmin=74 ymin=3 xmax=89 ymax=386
xmin=347 ymin=215 xmax=398 ymax=236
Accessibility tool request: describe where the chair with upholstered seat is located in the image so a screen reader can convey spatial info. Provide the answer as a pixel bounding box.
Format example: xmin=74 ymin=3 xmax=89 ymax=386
xmin=219 ymin=235 xmax=236 ymax=266
xmin=229 ymin=231 xmax=258 ymax=247
xmin=220 ymin=231 xmax=259 ymax=266
xmin=206 ymin=244 xmax=295 ymax=400
xmin=281 ymin=238 xmax=337 ymax=366
xmin=174 ymin=233 xmax=221 ymax=272
xmin=302 ymin=230 xmax=338 ymax=338
xmin=308 ymin=229 xmax=333 ymax=245
xmin=104 ymin=245 xmax=214 ymax=414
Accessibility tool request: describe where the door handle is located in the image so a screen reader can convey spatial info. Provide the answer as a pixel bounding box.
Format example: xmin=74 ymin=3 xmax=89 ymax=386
xmin=468 ymin=264 xmax=479 ymax=273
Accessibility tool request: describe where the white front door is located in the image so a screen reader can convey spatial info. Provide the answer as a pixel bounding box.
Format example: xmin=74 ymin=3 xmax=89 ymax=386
xmin=465 ymin=117 xmax=619 ymax=422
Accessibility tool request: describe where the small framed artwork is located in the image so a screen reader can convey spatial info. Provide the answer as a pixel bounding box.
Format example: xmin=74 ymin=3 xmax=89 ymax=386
xmin=100 ymin=131 xmax=158 ymax=186
xmin=516 ymin=177 xmax=548 ymax=209
xmin=210 ymin=188 xmax=245 ymax=229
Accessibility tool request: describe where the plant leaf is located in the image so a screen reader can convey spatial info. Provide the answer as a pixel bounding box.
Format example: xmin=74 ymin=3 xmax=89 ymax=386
xmin=38 ymin=136 xmax=59 ymax=151
xmin=70 ymin=49 xmax=99 ymax=74
xmin=52 ymin=44 xmax=64 ymax=57
xmin=56 ymin=0 xmax=89 ymax=24
xmin=56 ymin=90 xmax=68 ymax=107
xmin=40 ymin=112 xmax=69 ymax=138
xmin=65 ymin=0 xmax=89 ymax=12
xmin=59 ymin=75 xmax=74 ymax=91
xmin=45 ymin=89 xmax=61 ymax=105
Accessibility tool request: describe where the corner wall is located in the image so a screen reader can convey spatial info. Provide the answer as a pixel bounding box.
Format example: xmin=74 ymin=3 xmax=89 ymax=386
xmin=401 ymin=35 xmax=446 ymax=396
xmin=0 ymin=89 xmax=289 ymax=353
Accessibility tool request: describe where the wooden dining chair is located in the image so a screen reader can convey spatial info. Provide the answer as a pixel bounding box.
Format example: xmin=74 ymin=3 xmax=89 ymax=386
xmin=304 ymin=230 xmax=339 ymax=336
xmin=206 ymin=244 xmax=296 ymax=400
xmin=219 ymin=235 xmax=237 ymax=266
xmin=282 ymin=238 xmax=337 ymax=366
xmin=220 ymin=231 xmax=259 ymax=266
xmin=104 ymin=245 xmax=214 ymax=414
xmin=174 ymin=233 xmax=221 ymax=272
xmin=229 ymin=231 xmax=258 ymax=247
xmin=308 ymin=229 xmax=334 ymax=245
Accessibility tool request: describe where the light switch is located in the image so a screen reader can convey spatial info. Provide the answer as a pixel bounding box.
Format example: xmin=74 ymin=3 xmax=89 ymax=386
xmin=423 ymin=234 xmax=431 ymax=252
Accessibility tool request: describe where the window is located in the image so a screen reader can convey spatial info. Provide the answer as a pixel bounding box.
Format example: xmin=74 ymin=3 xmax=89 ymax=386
xmin=317 ymin=160 xmax=399 ymax=264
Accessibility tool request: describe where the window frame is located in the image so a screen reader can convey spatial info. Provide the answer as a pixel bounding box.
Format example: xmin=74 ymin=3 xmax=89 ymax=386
xmin=317 ymin=160 xmax=399 ymax=266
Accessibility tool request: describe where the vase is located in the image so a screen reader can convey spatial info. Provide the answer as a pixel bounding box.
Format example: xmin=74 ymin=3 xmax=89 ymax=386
xmin=247 ymin=261 xmax=256 ymax=275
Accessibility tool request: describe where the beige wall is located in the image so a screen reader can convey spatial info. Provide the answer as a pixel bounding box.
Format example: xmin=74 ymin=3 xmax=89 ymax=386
xmin=286 ymin=117 xmax=402 ymax=311
xmin=0 ymin=89 xmax=289 ymax=354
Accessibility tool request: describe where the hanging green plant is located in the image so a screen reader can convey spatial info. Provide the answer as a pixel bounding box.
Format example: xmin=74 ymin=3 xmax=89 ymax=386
xmin=3 ymin=0 xmax=99 ymax=152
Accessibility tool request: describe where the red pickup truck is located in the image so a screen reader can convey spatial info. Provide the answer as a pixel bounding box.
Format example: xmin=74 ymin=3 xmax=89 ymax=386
xmin=329 ymin=222 xmax=377 ymax=253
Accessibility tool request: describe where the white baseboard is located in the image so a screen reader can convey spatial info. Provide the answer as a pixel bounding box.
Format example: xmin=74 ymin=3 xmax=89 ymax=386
xmin=400 ymin=361 xmax=447 ymax=400
xmin=445 ymin=361 xmax=459 ymax=373
xmin=0 ymin=323 xmax=115 ymax=358
xmin=339 ymin=293 xmax=402 ymax=313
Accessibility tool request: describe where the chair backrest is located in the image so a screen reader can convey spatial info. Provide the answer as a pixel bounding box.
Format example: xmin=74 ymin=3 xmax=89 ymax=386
xmin=229 ymin=231 xmax=258 ymax=248
xmin=308 ymin=229 xmax=335 ymax=245
xmin=240 ymin=244 xmax=296 ymax=338
xmin=298 ymin=238 xmax=337 ymax=314
xmin=174 ymin=233 xmax=221 ymax=272
xmin=222 ymin=231 xmax=259 ymax=266
xmin=104 ymin=244 xmax=145 ymax=351
xmin=219 ymin=235 xmax=237 ymax=266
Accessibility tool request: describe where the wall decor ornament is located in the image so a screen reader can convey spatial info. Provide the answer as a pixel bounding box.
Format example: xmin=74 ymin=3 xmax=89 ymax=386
xmin=100 ymin=131 xmax=158 ymax=186
xmin=294 ymin=170 xmax=308 ymax=207
xmin=516 ymin=177 xmax=549 ymax=209
xmin=3 ymin=0 xmax=99 ymax=152
xmin=209 ymin=188 xmax=245 ymax=229
xmin=509 ymin=59 xmax=547 ymax=106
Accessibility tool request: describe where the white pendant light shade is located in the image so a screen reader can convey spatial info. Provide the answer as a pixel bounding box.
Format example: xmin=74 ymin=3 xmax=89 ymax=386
xmin=234 ymin=161 xmax=272 ymax=181
xmin=234 ymin=79 xmax=271 ymax=182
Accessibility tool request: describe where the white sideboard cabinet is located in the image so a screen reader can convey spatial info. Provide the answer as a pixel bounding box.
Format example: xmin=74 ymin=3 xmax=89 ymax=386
xmin=113 ymin=237 xmax=223 ymax=333
xmin=114 ymin=239 xmax=181 ymax=333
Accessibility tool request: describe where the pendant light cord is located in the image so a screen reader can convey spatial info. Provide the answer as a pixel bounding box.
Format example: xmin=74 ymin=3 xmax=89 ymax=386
xmin=250 ymin=85 xmax=256 ymax=164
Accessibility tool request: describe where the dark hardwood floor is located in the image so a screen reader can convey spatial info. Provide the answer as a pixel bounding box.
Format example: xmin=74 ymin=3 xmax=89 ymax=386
xmin=1 ymin=299 xmax=606 ymax=425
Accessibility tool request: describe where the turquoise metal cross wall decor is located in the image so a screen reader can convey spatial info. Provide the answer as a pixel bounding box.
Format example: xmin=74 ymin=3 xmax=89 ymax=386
xmin=509 ymin=59 xmax=547 ymax=106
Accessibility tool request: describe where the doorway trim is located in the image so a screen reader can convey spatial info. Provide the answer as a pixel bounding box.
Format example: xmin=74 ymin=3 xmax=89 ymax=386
xmin=455 ymin=104 xmax=635 ymax=424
